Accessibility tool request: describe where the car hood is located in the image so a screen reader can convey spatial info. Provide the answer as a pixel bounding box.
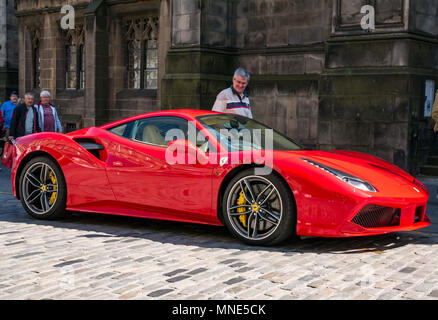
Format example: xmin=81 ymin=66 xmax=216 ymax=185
xmin=278 ymin=150 xmax=427 ymax=196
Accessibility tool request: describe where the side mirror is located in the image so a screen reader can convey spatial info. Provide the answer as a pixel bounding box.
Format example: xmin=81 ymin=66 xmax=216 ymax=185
xmin=166 ymin=139 xmax=208 ymax=165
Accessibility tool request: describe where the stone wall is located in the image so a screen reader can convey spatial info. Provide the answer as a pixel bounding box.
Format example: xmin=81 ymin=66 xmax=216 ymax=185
xmin=322 ymin=0 xmax=438 ymax=172
xmin=318 ymin=74 xmax=413 ymax=168
xmin=163 ymin=0 xmax=235 ymax=111
xmin=39 ymin=12 xmax=58 ymax=97
xmin=233 ymin=0 xmax=331 ymax=48
xmin=6 ymin=0 xmax=18 ymax=63
xmin=201 ymin=0 xmax=230 ymax=47
xmin=250 ymin=77 xmax=319 ymax=145
xmin=0 ymin=1 xmax=8 ymax=69
xmin=333 ymin=0 xmax=408 ymax=34
xmin=171 ymin=0 xmax=201 ymax=46
xmin=0 ymin=0 xmax=19 ymax=101
xmin=233 ymin=0 xmax=331 ymax=147
xmin=14 ymin=0 xmax=90 ymax=12
xmin=411 ymin=0 xmax=438 ymax=36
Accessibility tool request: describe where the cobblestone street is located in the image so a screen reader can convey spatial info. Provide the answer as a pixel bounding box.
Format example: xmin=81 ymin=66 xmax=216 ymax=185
xmin=1 ymin=167 xmax=438 ymax=300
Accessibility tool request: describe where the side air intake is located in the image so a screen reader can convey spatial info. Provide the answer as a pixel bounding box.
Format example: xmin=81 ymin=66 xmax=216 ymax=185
xmin=73 ymin=138 xmax=105 ymax=160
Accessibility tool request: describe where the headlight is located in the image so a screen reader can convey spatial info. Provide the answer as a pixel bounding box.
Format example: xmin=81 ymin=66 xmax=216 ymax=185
xmin=302 ymin=159 xmax=377 ymax=192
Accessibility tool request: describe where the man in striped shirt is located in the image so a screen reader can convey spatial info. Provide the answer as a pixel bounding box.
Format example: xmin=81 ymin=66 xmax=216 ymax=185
xmin=212 ymin=68 xmax=252 ymax=119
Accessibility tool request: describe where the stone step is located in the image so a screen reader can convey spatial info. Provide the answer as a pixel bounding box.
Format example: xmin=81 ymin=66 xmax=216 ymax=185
xmin=420 ymin=165 xmax=438 ymax=176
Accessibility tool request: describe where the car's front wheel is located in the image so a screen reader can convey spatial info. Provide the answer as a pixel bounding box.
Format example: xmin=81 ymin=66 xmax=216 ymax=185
xmin=222 ymin=169 xmax=296 ymax=246
xmin=19 ymin=156 xmax=67 ymax=220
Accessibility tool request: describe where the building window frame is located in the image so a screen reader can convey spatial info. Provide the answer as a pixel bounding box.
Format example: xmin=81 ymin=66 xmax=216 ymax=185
xmin=124 ymin=16 xmax=159 ymax=91
xmin=64 ymin=24 xmax=85 ymax=90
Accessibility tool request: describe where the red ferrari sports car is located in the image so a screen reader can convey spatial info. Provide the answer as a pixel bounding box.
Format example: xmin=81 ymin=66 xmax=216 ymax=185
xmin=11 ymin=109 xmax=430 ymax=245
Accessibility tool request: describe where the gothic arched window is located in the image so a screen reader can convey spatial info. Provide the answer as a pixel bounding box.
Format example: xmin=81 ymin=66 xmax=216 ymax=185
xmin=65 ymin=34 xmax=77 ymax=89
xmin=64 ymin=24 xmax=85 ymax=90
xmin=125 ymin=17 xmax=159 ymax=90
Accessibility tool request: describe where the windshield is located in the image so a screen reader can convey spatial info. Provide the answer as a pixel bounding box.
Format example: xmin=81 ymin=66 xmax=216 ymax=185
xmin=196 ymin=114 xmax=303 ymax=152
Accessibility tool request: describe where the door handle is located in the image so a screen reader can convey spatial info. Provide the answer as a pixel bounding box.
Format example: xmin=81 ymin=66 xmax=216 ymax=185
xmin=112 ymin=161 xmax=124 ymax=167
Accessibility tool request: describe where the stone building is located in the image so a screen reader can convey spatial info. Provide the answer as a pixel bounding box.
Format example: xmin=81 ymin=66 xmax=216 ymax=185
xmin=12 ymin=0 xmax=438 ymax=173
xmin=0 ymin=0 xmax=18 ymax=101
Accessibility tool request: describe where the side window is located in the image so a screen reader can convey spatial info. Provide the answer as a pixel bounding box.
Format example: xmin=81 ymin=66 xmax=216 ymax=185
xmin=108 ymin=122 xmax=133 ymax=138
xmin=132 ymin=116 xmax=216 ymax=152
xmin=134 ymin=117 xmax=169 ymax=147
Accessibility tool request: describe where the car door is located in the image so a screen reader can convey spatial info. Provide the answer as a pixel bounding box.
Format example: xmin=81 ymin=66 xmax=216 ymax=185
xmin=104 ymin=116 xmax=216 ymax=223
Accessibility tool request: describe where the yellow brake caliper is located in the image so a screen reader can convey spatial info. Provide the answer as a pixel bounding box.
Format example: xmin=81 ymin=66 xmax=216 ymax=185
xmin=237 ymin=188 xmax=248 ymax=228
xmin=49 ymin=171 xmax=57 ymax=204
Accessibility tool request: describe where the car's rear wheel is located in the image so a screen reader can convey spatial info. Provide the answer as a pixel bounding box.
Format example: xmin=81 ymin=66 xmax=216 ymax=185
xmin=19 ymin=156 xmax=66 ymax=220
xmin=222 ymin=169 xmax=296 ymax=246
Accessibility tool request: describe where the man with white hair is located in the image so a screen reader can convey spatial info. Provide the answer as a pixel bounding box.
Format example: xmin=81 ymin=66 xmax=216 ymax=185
xmin=212 ymin=67 xmax=252 ymax=119
xmin=35 ymin=90 xmax=62 ymax=133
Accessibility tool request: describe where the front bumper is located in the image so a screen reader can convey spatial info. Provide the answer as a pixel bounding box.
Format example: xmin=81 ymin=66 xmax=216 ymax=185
xmin=339 ymin=202 xmax=430 ymax=237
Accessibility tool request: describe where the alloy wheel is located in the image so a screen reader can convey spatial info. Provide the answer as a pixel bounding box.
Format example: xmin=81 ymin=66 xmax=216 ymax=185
xmin=226 ymin=175 xmax=283 ymax=241
xmin=21 ymin=162 xmax=59 ymax=215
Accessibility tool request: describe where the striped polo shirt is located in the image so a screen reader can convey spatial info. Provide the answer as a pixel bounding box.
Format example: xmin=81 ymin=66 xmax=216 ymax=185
xmin=212 ymin=86 xmax=252 ymax=119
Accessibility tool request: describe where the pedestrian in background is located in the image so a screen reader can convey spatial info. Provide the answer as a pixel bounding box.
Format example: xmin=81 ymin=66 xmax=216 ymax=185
xmin=432 ymin=89 xmax=438 ymax=134
xmin=212 ymin=67 xmax=252 ymax=119
xmin=431 ymin=89 xmax=438 ymax=151
xmin=9 ymin=92 xmax=41 ymax=140
xmin=0 ymin=102 xmax=4 ymax=136
xmin=0 ymin=104 xmax=4 ymax=139
xmin=35 ymin=91 xmax=62 ymax=133
xmin=1 ymin=91 xmax=19 ymax=139
xmin=0 ymin=106 xmax=4 ymax=171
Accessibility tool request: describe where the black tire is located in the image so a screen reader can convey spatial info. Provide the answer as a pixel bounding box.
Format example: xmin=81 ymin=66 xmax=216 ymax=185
xmin=19 ymin=156 xmax=67 ymax=220
xmin=222 ymin=168 xmax=296 ymax=246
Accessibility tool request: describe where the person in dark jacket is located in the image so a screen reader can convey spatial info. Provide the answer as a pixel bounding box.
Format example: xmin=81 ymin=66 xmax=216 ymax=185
xmin=9 ymin=92 xmax=41 ymax=140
